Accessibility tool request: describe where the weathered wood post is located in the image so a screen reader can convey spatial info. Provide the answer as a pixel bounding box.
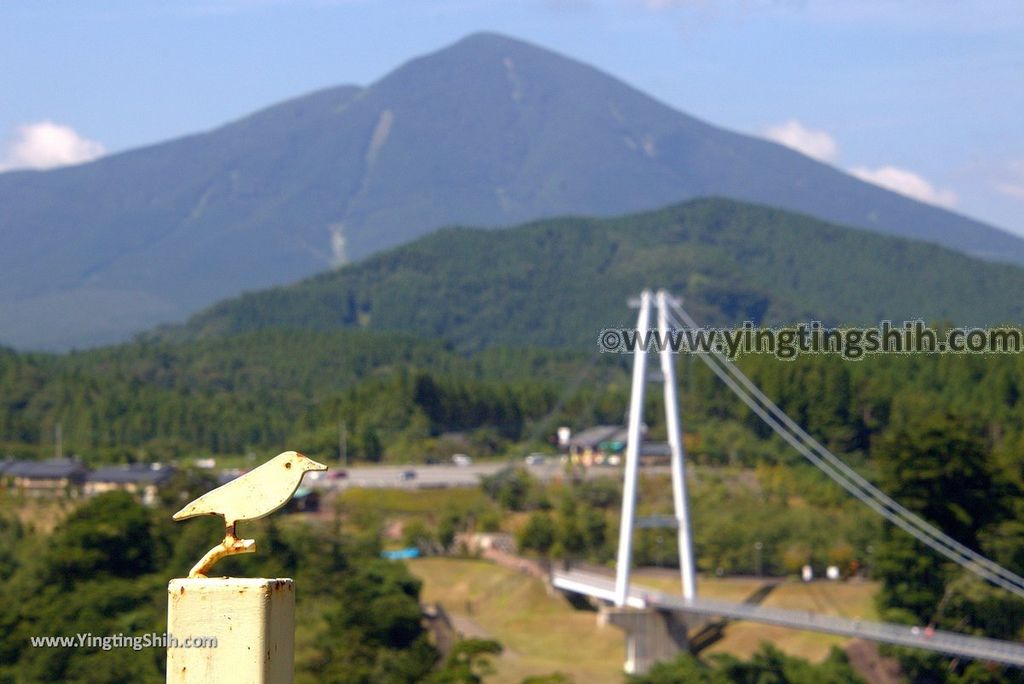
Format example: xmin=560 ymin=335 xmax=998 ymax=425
xmin=166 ymin=451 xmax=326 ymax=684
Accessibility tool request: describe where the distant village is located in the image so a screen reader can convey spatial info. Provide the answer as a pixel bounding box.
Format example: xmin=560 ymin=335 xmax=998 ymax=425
xmin=0 ymin=422 xmax=665 ymax=511
xmin=0 ymin=457 xmax=320 ymax=512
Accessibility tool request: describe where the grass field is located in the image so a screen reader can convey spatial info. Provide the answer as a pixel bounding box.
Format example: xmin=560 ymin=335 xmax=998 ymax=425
xmin=410 ymin=557 xmax=625 ymax=684
xmin=408 ymin=558 xmax=879 ymax=683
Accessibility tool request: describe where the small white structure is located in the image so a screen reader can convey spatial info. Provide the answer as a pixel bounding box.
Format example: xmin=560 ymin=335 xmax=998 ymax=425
xmin=826 ymin=565 xmax=841 ymax=580
xmin=801 ymin=565 xmax=814 ymax=582
xmin=465 ymin=532 xmax=516 ymax=554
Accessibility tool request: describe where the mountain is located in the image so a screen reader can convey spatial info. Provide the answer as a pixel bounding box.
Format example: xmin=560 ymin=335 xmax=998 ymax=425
xmin=168 ymin=198 xmax=1024 ymax=350
xmin=3 ymin=32 xmax=1023 ymax=350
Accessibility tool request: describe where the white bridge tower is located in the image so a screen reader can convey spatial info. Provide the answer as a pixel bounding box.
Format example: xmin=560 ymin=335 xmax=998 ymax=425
xmin=614 ymin=289 xmax=697 ymax=606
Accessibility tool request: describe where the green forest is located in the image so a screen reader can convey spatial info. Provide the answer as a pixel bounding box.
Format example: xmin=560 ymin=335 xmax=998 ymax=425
xmin=4 ymin=294 xmax=1024 ymax=680
xmin=0 ymin=484 xmax=507 ymax=683
xmin=6 ymin=325 xmax=1024 ymax=477
xmin=170 ymin=200 xmax=1024 ymax=350
xmin=0 ymin=482 xmax=891 ymax=684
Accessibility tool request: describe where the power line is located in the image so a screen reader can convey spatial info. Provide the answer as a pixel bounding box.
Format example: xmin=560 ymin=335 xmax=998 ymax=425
xmin=664 ymin=297 xmax=1024 ymax=598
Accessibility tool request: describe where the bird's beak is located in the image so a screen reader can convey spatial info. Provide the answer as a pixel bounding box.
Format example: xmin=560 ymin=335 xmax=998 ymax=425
xmin=306 ymin=458 xmax=328 ymax=472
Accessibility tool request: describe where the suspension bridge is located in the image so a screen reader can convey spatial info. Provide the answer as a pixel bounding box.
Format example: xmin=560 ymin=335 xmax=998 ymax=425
xmin=551 ymin=290 xmax=1024 ymax=674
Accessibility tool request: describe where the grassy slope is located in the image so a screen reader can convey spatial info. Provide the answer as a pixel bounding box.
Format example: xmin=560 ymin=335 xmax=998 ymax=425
xmin=408 ymin=557 xmax=878 ymax=683
xmin=705 ymin=581 xmax=879 ymax=662
xmin=410 ymin=557 xmax=624 ymax=684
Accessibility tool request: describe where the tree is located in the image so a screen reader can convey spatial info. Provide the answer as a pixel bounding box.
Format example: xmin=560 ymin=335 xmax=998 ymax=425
xmin=359 ymin=424 xmax=384 ymax=462
xmin=873 ymin=412 xmax=1007 ymax=622
xmin=437 ymin=510 xmax=460 ymax=552
xmin=430 ymin=638 xmax=503 ymax=684
xmin=520 ymin=673 xmax=574 ymax=684
xmin=877 ymin=412 xmax=1002 ymax=547
xmin=0 ymin=513 xmax=24 ymax=580
xmin=627 ymin=645 xmax=863 ymax=684
xmin=518 ymin=512 xmax=556 ymax=555
xmin=481 ymin=466 xmax=535 ymax=511
xmin=45 ymin=491 xmax=159 ymax=586
xmin=402 ymin=519 xmax=436 ymax=553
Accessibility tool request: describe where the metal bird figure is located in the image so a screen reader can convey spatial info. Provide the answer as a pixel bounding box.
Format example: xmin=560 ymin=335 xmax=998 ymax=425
xmin=173 ymin=451 xmax=327 ymax=577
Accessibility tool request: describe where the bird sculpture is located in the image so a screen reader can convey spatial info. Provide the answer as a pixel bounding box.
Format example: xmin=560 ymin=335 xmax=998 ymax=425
xmin=173 ymin=451 xmax=327 ymax=577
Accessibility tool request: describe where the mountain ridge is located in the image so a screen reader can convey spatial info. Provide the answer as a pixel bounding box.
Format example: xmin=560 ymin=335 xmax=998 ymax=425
xmin=163 ymin=197 xmax=1024 ymax=351
xmin=2 ymin=32 xmax=1022 ymax=350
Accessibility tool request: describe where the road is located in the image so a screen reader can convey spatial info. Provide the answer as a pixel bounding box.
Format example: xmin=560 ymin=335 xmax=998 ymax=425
xmin=306 ymin=460 xmax=626 ymax=489
xmin=311 ymin=463 xmax=507 ymax=489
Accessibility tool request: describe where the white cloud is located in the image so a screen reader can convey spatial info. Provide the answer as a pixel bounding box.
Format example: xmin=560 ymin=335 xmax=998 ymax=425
xmin=761 ymin=119 xmax=960 ymax=210
xmin=850 ymin=165 xmax=957 ymax=208
xmin=764 ymin=119 xmax=839 ymax=163
xmin=0 ymin=121 xmax=106 ymax=172
xmin=995 ymin=160 xmax=1024 ymax=200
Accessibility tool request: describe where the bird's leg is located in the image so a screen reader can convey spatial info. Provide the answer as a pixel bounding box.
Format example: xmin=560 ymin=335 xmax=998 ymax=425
xmin=186 ymin=522 xmax=257 ymax=578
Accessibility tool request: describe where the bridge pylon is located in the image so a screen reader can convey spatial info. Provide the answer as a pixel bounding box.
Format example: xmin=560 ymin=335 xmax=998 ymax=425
xmin=603 ymin=290 xmax=699 ymax=674
xmin=614 ymin=289 xmax=697 ymax=606
xmin=554 ymin=291 xmax=1024 ymax=674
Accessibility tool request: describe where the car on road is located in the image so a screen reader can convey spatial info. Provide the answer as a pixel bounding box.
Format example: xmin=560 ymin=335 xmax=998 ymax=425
xmin=452 ymin=454 xmax=472 ymax=466
xmin=524 ymin=453 xmax=547 ymax=466
xmin=399 ymin=469 xmax=417 ymax=481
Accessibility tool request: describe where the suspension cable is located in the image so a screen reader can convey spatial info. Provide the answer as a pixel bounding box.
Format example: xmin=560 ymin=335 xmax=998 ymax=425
xmin=663 ymin=299 xmax=1024 ymax=597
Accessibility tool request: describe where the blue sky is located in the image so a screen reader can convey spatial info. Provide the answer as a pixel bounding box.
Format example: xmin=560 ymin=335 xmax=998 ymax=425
xmin=2 ymin=0 xmax=1022 ymax=235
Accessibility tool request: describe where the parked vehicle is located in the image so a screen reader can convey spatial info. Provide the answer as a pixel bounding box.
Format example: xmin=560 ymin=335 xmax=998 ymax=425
xmin=452 ymin=454 xmax=472 ymax=466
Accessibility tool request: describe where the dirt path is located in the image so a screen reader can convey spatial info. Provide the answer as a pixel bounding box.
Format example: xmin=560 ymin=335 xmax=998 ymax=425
xmin=845 ymin=638 xmax=903 ymax=684
xmin=449 ymin=612 xmax=493 ymax=640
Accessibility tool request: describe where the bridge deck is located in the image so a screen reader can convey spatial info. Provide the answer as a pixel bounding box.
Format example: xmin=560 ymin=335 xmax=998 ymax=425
xmin=552 ymin=569 xmax=1024 ymax=667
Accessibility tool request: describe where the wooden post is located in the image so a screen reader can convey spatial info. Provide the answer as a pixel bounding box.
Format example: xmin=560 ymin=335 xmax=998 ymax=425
xmin=167 ymin=577 xmax=294 ymax=684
